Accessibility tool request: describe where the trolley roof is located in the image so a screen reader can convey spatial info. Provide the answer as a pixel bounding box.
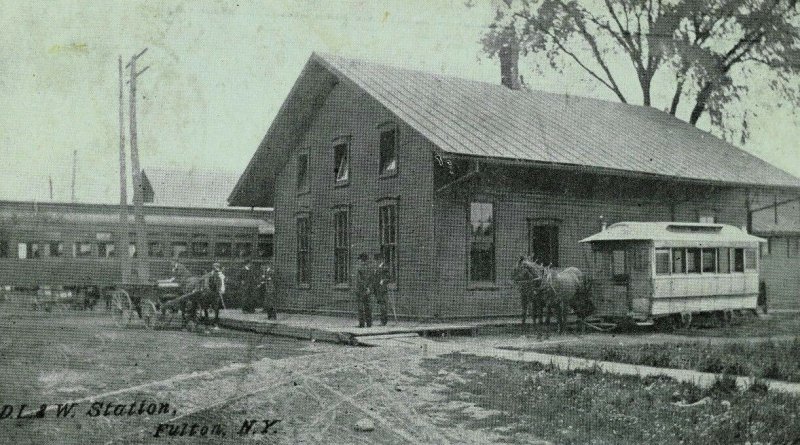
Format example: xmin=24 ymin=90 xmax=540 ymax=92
xmin=579 ymin=222 xmax=766 ymax=244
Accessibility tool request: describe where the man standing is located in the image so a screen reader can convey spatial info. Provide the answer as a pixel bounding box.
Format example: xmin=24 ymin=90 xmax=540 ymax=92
xmin=373 ymin=252 xmax=390 ymax=326
xmin=171 ymin=257 xmax=191 ymax=289
xmin=353 ymin=252 xmax=372 ymax=328
xmin=240 ymin=258 xmax=258 ymax=314
xmin=207 ymin=262 xmax=226 ymax=326
xmin=260 ymin=262 xmax=278 ymax=320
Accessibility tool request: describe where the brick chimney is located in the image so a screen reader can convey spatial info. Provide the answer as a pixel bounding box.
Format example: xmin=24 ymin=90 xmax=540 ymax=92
xmin=499 ymin=36 xmax=521 ymax=90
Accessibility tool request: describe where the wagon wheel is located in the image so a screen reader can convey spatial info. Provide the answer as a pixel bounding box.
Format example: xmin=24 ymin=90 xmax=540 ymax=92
xmin=141 ymin=300 xmax=159 ymax=330
xmin=111 ymin=290 xmax=134 ymax=327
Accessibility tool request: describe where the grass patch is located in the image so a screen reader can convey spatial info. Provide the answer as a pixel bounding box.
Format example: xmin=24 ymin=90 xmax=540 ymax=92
xmin=527 ymin=337 xmax=800 ymax=383
xmin=423 ymin=353 xmax=800 ymax=445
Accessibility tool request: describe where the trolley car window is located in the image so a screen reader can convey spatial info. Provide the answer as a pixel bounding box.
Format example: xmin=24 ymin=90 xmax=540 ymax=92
xmin=148 ymin=241 xmax=164 ymax=257
xmin=191 ymin=242 xmax=209 ymax=257
xmin=744 ymin=248 xmax=757 ymax=270
xmin=215 ymin=242 xmax=232 ymax=257
xmin=98 ymin=242 xmax=115 ymax=258
xmin=701 ymin=248 xmax=716 ymax=273
xmin=733 ymin=248 xmax=745 ymax=272
xmin=672 ymin=248 xmax=685 ymax=273
xmin=686 ymin=248 xmax=701 ymax=273
xmin=655 ymin=249 xmax=670 ymax=275
xmin=0 ymin=241 xmax=7 ymax=258
xmin=47 ymin=242 xmax=64 ymax=258
xmin=18 ymin=243 xmax=27 ymax=259
xmin=718 ymin=248 xmax=731 ymax=273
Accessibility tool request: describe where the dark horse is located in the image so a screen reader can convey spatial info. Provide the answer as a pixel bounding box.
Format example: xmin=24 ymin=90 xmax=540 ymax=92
xmin=512 ymin=257 xmax=593 ymax=335
xmin=177 ymin=273 xmax=224 ymax=327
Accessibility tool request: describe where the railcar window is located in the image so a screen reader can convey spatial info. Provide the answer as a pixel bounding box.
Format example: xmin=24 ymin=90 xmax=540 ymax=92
xmin=744 ymin=248 xmax=757 ymax=270
xmin=191 ymin=242 xmax=209 ymax=257
xmin=75 ymin=242 xmax=93 ymax=258
xmin=0 ymin=241 xmax=7 ymax=258
xmin=234 ymin=242 xmax=252 ymax=259
xmin=718 ymin=248 xmax=731 ymax=273
xmin=672 ymin=248 xmax=685 ymax=273
xmin=148 ymin=241 xmax=164 ymax=257
xmin=17 ymin=243 xmax=27 ymax=259
xmin=686 ymin=248 xmax=701 ymax=273
xmin=98 ymin=243 xmax=115 ymax=258
xmin=788 ymin=237 xmax=799 ymax=258
xmin=701 ymin=248 xmax=716 ymax=273
xmin=171 ymin=242 xmax=188 ymax=259
xmin=655 ymin=249 xmax=670 ymax=275
xmin=733 ymin=248 xmax=745 ymax=272
xmin=215 ymin=242 xmax=232 ymax=257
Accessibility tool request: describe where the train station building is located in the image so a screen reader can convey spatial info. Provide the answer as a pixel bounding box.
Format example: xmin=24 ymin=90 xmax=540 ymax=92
xmin=229 ymin=53 xmax=800 ymax=319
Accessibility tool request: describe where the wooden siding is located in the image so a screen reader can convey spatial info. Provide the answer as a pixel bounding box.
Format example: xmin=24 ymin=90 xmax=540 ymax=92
xmin=759 ymin=236 xmax=800 ymax=310
xmin=273 ymin=81 xmax=435 ymax=318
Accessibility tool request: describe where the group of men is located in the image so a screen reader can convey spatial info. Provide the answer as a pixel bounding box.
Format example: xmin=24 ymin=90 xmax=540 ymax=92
xmin=353 ymin=252 xmax=391 ymax=328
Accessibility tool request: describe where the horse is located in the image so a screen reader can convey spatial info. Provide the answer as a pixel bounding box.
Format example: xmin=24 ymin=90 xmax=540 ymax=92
xmin=511 ymin=257 xmax=547 ymax=328
xmin=520 ymin=259 xmax=594 ymax=335
xmin=180 ymin=272 xmax=224 ymax=327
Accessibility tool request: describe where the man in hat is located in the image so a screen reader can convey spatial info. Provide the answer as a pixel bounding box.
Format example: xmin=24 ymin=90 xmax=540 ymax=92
xmin=260 ymin=261 xmax=278 ymax=320
xmin=170 ymin=256 xmax=191 ymax=289
xmin=239 ymin=257 xmax=259 ymax=314
xmin=207 ymin=262 xmax=226 ymax=325
xmin=372 ymin=252 xmax=390 ymax=326
xmin=353 ymin=252 xmax=372 ymax=328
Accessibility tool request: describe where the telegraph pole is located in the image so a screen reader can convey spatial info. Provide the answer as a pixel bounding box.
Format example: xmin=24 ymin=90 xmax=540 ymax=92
xmin=127 ymin=48 xmax=150 ymax=283
xmin=119 ymin=56 xmax=131 ymax=283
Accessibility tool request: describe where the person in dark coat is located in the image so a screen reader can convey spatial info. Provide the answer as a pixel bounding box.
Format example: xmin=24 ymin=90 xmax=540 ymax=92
xmin=353 ymin=252 xmax=372 ymax=328
xmin=239 ymin=258 xmax=259 ymax=314
xmin=260 ymin=262 xmax=277 ymax=320
xmin=372 ymin=253 xmax=390 ymax=326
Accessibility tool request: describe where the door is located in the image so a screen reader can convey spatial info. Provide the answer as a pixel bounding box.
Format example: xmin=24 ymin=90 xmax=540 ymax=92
xmin=528 ymin=222 xmax=559 ymax=267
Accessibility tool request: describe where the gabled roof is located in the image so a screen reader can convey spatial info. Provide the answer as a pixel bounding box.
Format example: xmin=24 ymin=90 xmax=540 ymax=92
xmin=579 ymin=222 xmax=765 ymax=244
xmin=142 ymin=167 xmax=246 ymax=209
xmin=229 ymin=53 xmax=800 ymax=206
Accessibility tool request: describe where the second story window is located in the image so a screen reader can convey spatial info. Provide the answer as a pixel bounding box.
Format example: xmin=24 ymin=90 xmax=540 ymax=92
xmin=333 ymin=139 xmax=350 ymax=185
xmin=379 ymin=127 xmax=398 ymax=176
xmin=297 ymin=153 xmax=309 ymax=193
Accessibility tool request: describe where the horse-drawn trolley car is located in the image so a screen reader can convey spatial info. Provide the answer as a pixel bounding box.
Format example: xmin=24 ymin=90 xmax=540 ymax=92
xmin=580 ymin=222 xmax=765 ymax=328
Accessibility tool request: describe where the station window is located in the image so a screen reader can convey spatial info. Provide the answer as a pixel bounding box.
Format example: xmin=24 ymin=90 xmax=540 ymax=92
xmin=701 ymin=248 xmax=716 ymax=273
xmin=379 ymin=127 xmax=398 ymax=176
xmin=469 ymin=202 xmax=495 ymax=282
xmin=333 ymin=139 xmax=350 ymax=185
xmin=733 ymin=248 xmax=745 ymax=272
xmin=333 ymin=208 xmax=350 ymax=285
xmin=686 ymin=248 xmax=701 ymax=273
xmin=296 ymin=216 xmax=311 ymax=285
xmin=215 ymin=242 xmax=232 ymax=258
xmin=655 ymin=249 xmax=670 ymax=275
xmin=611 ymin=250 xmax=626 ymax=278
xmin=718 ymin=248 xmax=731 ymax=273
xmin=379 ymin=202 xmax=399 ymax=283
xmin=744 ymin=248 xmax=757 ymax=270
xmin=296 ymin=154 xmax=309 ymax=193
xmin=671 ymin=248 xmax=685 ymax=273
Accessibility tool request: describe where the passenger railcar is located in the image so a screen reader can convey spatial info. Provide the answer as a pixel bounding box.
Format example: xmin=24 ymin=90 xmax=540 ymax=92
xmin=580 ymin=222 xmax=764 ymax=326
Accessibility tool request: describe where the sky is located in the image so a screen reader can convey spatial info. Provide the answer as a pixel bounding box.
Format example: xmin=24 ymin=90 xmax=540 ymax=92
xmin=1 ymin=0 xmax=798 ymax=204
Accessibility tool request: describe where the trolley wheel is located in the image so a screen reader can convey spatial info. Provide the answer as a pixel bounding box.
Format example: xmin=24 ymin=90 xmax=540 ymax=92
xmin=111 ymin=290 xmax=134 ymax=327
xmin=141 ymin=300 xmax=159 ymax=330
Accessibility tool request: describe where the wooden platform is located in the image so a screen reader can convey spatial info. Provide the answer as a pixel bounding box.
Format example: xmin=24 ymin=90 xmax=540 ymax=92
xmin=217 ymin=310 xmax=519 ymax=345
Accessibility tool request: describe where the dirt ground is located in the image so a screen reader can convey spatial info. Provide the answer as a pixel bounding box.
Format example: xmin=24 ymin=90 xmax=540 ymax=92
xmin=2 ymin=301 xmax=798 ymax=444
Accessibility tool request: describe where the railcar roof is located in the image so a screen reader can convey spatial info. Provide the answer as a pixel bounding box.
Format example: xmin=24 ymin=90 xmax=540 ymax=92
xmin=579 ymin=222 xmax=765 ymax=244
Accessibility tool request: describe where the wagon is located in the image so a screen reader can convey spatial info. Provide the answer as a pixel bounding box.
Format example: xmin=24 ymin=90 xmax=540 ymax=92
xmin=109 ymin=278 xmax=208 ymax=330
xmin=580 ymin=222 xmax=765 ymax=329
